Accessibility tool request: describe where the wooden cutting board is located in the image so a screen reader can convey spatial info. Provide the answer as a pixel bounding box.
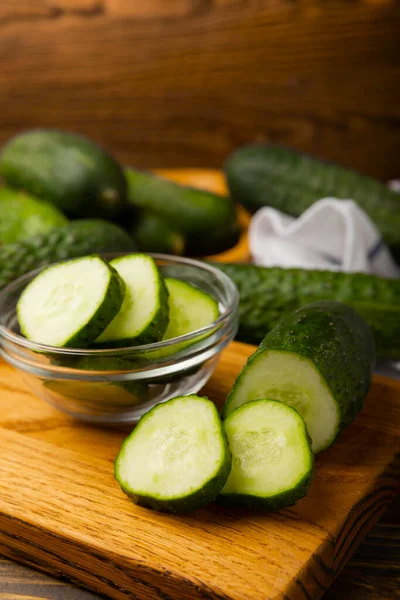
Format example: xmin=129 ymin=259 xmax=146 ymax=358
xmin=0 ymin=341 xmax=399 ymax=600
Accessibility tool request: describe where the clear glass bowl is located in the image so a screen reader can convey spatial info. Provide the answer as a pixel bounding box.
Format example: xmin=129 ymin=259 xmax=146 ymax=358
xmin=0 ymin=254 xmax=239 ymax=424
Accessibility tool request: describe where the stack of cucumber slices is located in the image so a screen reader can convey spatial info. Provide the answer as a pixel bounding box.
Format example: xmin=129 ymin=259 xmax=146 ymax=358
xmin=114 ymin=300 xmax=375 ymax=514
xmin=17 ymin=253 xmax=219 ymax=349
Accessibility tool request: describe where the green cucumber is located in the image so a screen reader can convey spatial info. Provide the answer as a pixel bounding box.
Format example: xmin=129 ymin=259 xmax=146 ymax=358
xmin=44 ymin=379 xmax=147 ymax=408
xmin=0 ymin=187 xmax=68 ymax=244
xmin=213 ymin=262 xmax=400 ymax=358
xmin=149 ymin=278 xmax=219 ymax=367
xmin=0 ymin=130 xmax=127 ymax=219
xmin=163 ymin=278 xmax=219 ymax=341
xmin=115 ymin=395 xmax=232 ymax=513
xmin=223 ymin=301 xmax=375 ymax=453
xmin=132 ymin=211 xmax=185 ymax=255
xmin=46 ymin=356 xmax=148 ymax=406
xmin=219 ymin=399 xmax=314 ymax=510
xmin=125 ymin=167 xmax=239 ymax=256
xmin=0 ymin=219 xmax=135 ymax=292
xmin=225 ymin=144 xmax=400 ymax=260
xmin=17 ymin=255 xmax=125 ymax=348
xmin=95 ymin=254 xmax=169 ymax=346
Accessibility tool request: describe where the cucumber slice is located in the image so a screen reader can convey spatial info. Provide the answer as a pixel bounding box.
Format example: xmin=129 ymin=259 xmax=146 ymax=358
xmin=218 ymin=399 xmax=314 ymax=510
xmin=17 ymin=255 xmax=124 ymax=348
xmin=115 ymin=395 xmax=232 ymax=513
xmin=149 ymin=278 xmax=219 ymax=365
xmin=95 ymin=254 xmax=169 ymax=347
xmin=44 ymin=379 xmax=147 ymax=407
xmin=73 ymin=356 xmax=148 ymax=404
xmin=163 ymin=278 xmax=219 ymax=341
xmin=223 ymin=301 xmax=375 ymax=453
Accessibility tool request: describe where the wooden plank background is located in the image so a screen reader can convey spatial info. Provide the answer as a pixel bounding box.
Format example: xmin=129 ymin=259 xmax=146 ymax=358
xmin=0 ymin=0 xmax=399 ymax=179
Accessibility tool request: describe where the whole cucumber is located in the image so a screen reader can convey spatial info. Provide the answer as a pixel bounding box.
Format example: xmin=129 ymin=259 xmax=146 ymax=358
xmin=131 ymin=211 xmax=185 ymax=255
xmin=225 ymin=144 xmax=400 ymax=261
xmin=213 ymin=262 xmax=400 ymax=358
xmin=0 ymin=219 xmax=135 ymax=291
xmin=125 ymin=167 xmax=239 ymax=256
xmin=0 ymin=187 xmax=68 ymax=244
xmin=0 ymin=130 xmax=127 ymax=220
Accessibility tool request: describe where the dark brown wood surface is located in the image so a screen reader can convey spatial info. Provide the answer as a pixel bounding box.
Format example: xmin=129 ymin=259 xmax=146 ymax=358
xmin=0 ymin=0 xmax=399 ymax=179
xmin=1 ymin=496 xmax=398 ymax=599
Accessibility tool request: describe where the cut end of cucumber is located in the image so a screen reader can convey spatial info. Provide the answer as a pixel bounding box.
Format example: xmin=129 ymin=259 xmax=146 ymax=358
xmin=96 ymin=253 xmax=169 ymax=346
xmin=223 ymin=350 xmax=340 ymax=453
xmin=163 ymin=277 xmax=219 ymax=341
xmin=115 ymin=395 xmax=231 ymax=513
xmin=17 ymin=255 xmax=121 ymax=348
xmin=219 ymin=399 xmax=314 ymax=510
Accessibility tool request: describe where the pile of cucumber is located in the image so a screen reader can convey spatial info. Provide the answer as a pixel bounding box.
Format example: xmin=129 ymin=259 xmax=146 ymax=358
xmin=0 ymin=129 xmax=239 ymax=265
xmin=1 ymin=130 xmax=400 ymax=361
xmin=115 ymin=301 xmax=375 ymax=514
xmin=17 ymin=253 xmax=219 ymax=349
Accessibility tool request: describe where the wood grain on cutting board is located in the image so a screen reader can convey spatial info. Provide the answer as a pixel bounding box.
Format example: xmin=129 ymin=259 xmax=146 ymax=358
xmin=0 ymin=341 xmax=399 ymax=600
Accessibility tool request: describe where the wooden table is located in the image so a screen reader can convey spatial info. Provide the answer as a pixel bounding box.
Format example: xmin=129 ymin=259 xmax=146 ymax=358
xmin=0 ymin=498 xmax=398 ymax=599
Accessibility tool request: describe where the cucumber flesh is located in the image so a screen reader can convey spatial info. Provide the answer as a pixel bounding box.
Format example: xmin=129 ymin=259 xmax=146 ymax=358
xmin=96 ymin=254 xmax=169 ymax=346
xmin=223 ymin=301 xmax=375 ymax=453
xmin=115 ymin=395 xmax=232 ymax=513
xmin=223 ymin=350 xmax=340 ymax=453
xmin=17 ymin=255 xmax=124 ymax=348
xmin=219 ymin=399 xmax=314 ymax=510
xmin=163 ymin=277 xmax=219 ymax=341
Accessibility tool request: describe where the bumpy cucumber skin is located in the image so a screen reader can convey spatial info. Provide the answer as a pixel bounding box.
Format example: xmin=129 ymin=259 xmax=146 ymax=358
xmin=0 ymin=130 xmax=127 ymax=219
xmin=0 ymin=219 xmax=135 ymax=291
xmin=0 ymin=187 xmax=68 ymax=244
xmin=218 ymin=400 xmax=314 ymax=511
xmin=18 ymin=257 xmax=125 ymax=348
xmin=115 ymin=395 xmax=232 ymax=514
xmin=125 ymin=167 xmax=239 ymax=256
xmin=223 ymin=301 xmax=375 ymax=445
xmin=213 ymin=262 xmax=400 ymax=358
xmin=225 ymin=144 xmax=400 ymax=260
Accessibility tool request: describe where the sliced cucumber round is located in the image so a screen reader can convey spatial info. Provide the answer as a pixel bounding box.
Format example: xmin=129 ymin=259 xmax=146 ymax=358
xmin=72 ymin=355 xmax=148 ymax=405
xmin=149 ymin=278 xmax=219 ymax=365
xmin=163 ymin=277 xmax=219 ymax=341
xmin=115 ymin=395 xmax=232 ymax=513
xmin=17 ymin=255 xmax=124 ymax=348
xmin=44 ymin=379 xmax=147 ymax=407
xmin=223 ymin=301 xmax=375 ymax=453
xmin=218 ymin=399 xmax=314 ymax=510
xmin=95 ymin=254 xmax=169 ymax=347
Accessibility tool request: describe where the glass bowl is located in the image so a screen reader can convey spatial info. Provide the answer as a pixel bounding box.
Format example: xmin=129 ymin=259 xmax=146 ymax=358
xmin=0 ymin=254 xmax=239 ymax=424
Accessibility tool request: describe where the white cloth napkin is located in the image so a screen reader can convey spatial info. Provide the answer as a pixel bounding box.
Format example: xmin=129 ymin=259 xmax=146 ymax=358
xmin=249 ymin=198 xmax=400 ymax=277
